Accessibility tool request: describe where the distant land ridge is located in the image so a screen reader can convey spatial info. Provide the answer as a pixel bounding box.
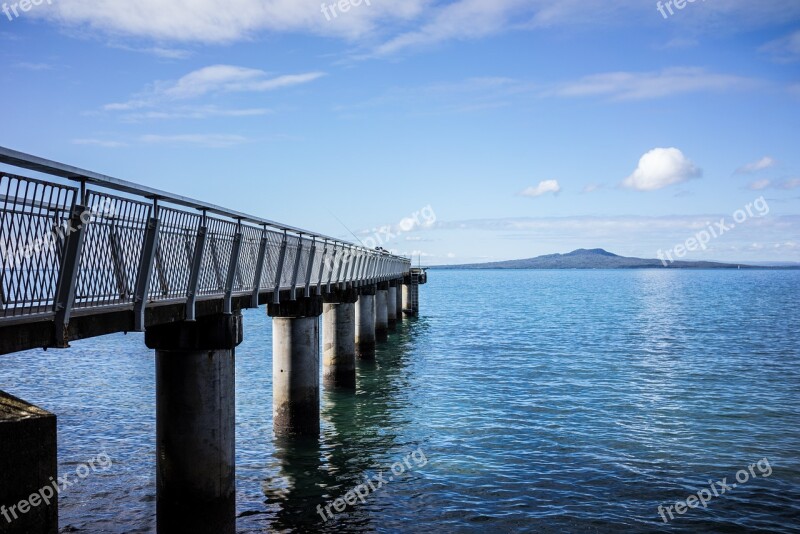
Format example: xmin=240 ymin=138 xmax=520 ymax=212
xmin=431 ymin=249 xmax=800 ymax=270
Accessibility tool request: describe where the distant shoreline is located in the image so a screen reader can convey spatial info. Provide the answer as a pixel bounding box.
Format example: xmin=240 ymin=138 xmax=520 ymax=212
xmin=427 ymin=248 xmax=800 ymax=270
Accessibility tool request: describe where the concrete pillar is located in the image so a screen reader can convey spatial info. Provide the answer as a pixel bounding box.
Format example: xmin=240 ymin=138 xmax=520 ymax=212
xmin=402 ymin=283 xmax=414 ymax=316
xmin=387 ymin=282 xmax=397 ymax=331
xmin=395 ymin=282 xmax=403 ymax=322
xmin=0 ymin=392 xmax=58 ymax=534
xmin=322 ymin=302 xmax=356 ymax=389
xmin=146 ymin=313 xmax=242 ymax=534
xmin=268 ymin=297 xmax=323 ymax=437
xmin=355 ymin=285 xmax=376 ymax=359
xmin=375 ymin=286 xmax=389 ymax=342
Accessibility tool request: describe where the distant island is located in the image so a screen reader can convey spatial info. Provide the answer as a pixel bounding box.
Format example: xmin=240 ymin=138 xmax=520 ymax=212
xmin=431 ymin=249 xmax=800 ymax=270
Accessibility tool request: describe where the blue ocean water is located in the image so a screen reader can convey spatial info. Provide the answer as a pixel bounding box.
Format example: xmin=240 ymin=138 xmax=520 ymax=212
xmin=1 ymin=269 xmax=799 ymax=533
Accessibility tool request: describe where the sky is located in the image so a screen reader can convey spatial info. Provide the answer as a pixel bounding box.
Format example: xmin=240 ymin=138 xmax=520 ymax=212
xmin=0 ymin=0 xmax=799 ymax=265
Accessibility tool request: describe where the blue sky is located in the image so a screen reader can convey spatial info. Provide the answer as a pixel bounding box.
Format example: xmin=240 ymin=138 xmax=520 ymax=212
xmin=1 ymin=0 xmax=799 ymax=264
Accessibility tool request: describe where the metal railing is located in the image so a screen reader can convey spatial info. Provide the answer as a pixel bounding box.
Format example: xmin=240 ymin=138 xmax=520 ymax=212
xmin=0 ymin=146 xmax=410 ymax=338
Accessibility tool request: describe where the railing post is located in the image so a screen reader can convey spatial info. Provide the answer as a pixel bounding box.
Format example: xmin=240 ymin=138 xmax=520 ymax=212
xmin=325 ymin=242 xmax=337 ymax=294
xmin=353 ymin=252 xmax=364 ymax=287
xmin=317 ymin=239 xmax=328 ymax=296
xmin=250 ymin=227 xmax=269 ymax=309
xmin=304 ymin=237 xmax=316 ymax=298
xmin=272 ymin=231 xmax=288 ymax=304
xmin=223 ymin=221 xmax=243 ymax=315
xmin=133 ymin=199 xmax=160 ymax=331
xmin=369 ymin=255 xmax=377 ymax=284
xmin=338 ymin=247 xmax=351 ymax=289
xmin=334 ymin=245 xmax=350 ymax=289
xmin=53 ymin=198 xmax=88 ymax=347
xmin=290 ymin=235 xmax=304 ymax=301
xmin=186 ymin=210 xmax=208 ymax=322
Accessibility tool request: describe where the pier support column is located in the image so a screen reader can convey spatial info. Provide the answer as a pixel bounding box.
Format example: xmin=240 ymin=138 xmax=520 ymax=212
xmin=145 ymin=313 xmax=242 ymax=534
xmin=0 ymin=392 xmax=57 ymax=534
xmin=322 ymin=289 xmax=358 ymax=389
xmin=375 ymin=283 xmax=389 ymax=342
xmin=268 ymin=297 xmax=323 ymax=437
xmin=395 ymin=281 xmax=403 ymax=322
xmin=355 ymin=285 xmax=376 ymax=359
xmin=387 ymin=281 xmax=397 ymax=331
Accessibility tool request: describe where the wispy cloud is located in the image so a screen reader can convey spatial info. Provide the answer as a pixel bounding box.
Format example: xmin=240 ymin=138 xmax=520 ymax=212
xmin=736 ymin=156 xmax=776 ymax=174
xmin=375 ymin=0 xmax=529 ymax=56
xmin=760 ymin=29 xmax=800 ymax=63
xmin=623 ymin=148 xmax=701 ymax=191
xmin=105 ymin=65 xmax=325 ymax=111
xmin=748 ymin=178 xmax=800 ymax=191
xmin=72 ymin=138 xmax=128 ymax=148
xmin=780 ymin=178 xmax=800 ymax=190
xmin=14 ymin=62 xmax=56 ymax=71
xmin=748 ymin=179 xmax=772 ymax=191
xmin=139 ymin=134 xmax=248 ymax=147
xmin=26 ymin=0 xmax=800 ymax=55
xmin=334 ymin=77 xmax=537 ymax=116
xmin=335 ymin=67 xmax=759 ymax=118
xmin=549 ymin=67 xmax=759 ymax=101
xmin=109 ymin=43 xmax=193 ymax=60
xmin=581 ymin=183 xmax=605 ymax=194
xmin=120 ymin=106 xmax=271 ymax=122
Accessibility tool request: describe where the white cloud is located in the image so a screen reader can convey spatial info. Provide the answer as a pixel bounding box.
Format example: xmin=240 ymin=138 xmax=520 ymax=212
xmin=26 ymin=0 xmax=800 ymax=55
xmin=623 ymin=148 xmax=701 ymax=191
xmin=736 ymin=156 xmax=776 ymax=174
xmin=551 ymin=68 xmax=758 ymax=101
xmin=104 ymin=65 xmax=324 ymax=116
xmin=139 ymin=134 xmax=248 ymax=147
xmin=38 ymin=0 xmax=427 ymax=43
xmin=520 ymin=180 xmax=561 ymax=198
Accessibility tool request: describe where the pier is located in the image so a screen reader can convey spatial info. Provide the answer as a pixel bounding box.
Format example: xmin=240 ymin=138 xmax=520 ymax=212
xmin=0 ymin=146 xmax=427 ymax=533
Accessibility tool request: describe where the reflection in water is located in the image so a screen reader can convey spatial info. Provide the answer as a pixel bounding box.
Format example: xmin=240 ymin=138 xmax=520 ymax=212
xmin=267 ymin=436 xmax=328 ymax=532
xmin=265 ymin=317 xmax=421 ymax=532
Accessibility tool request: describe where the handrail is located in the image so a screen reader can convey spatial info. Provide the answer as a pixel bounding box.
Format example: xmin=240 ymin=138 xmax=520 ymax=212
xmin=0 ymin=145 xmax=407 ymax=261
xmin=0 ymin=147 xmax=411 ymax=333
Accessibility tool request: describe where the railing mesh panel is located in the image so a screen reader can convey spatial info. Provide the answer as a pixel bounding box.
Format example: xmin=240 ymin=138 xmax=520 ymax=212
xmin=1 ymin=173 xmax=76 ymax=318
